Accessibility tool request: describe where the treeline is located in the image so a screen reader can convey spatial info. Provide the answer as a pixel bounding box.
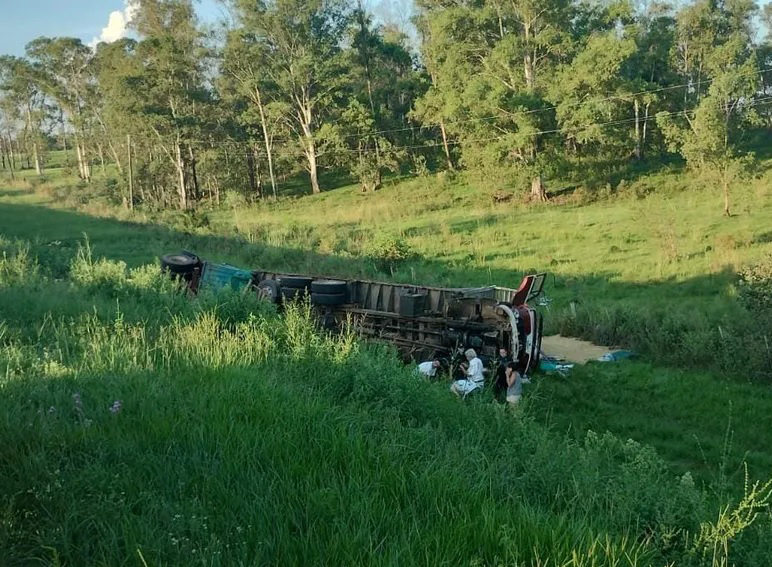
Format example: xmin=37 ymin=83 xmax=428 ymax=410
xmin=0 ymin=0 xmax=771 ymax=213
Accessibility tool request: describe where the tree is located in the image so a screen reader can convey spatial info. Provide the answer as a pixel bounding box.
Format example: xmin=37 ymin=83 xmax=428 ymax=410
xmin=414 ymin=0 xmax=573 ymax=200
xmin=221 ymin=28 xmax=282 ymax=198
xmin=25 ymin=37 xmax=94 ymax=181
xmin=0 ymin=56 xmax=49 ymax=175
xmin=341 ymin=4 xmax=418 ymax=191
xmin=127 ymin=0 xmax=210 ymax=209
xmin=659 ymin=36 xmax=760 ymax=215
xmin=232 ymin=0 xmax=351 ymax=195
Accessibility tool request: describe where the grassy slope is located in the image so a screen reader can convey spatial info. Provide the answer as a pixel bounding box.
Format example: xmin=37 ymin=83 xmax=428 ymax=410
xmin=0 ymin=242 xmax=728 ymax=567
xmin=3 ymin=162 xmax=772 ymax=482
xmin=3 ymin=161 xmax=772 ymax=563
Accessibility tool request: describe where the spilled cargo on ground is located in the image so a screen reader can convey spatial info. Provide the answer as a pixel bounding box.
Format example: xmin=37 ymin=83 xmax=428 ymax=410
xmin=161 ymin=252 xmax=546 ymax=374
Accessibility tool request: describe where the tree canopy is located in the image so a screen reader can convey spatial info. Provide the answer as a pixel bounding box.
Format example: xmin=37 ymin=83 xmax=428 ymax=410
xmin=0 ymin=0 xmax=770 ymax=213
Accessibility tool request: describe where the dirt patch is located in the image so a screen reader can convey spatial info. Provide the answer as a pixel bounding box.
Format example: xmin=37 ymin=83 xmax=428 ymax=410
xmin=541 ymin=335 xmax=614 ymax=364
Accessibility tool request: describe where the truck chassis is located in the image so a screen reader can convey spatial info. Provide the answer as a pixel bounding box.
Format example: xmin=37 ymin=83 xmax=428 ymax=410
xmin=161 ymin=252 xmax=546 ymax=374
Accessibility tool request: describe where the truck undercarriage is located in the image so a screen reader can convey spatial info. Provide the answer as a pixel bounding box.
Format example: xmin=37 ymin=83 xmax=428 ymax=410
xmin=161 ymin=252 xmax=546 ymax=374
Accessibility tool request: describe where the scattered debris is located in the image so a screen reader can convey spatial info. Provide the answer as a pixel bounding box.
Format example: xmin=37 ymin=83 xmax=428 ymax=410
xmin=597 ymin=350 xmax=636 ymax=362
xmin=541 ymin=335 xmax=612 ymax=364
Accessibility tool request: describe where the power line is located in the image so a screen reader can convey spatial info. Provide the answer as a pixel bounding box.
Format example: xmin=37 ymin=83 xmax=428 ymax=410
xmin=121 ymin=94 xmax=772 ymax=159
xmin=99 ymin=66 xmax=772 ymax=151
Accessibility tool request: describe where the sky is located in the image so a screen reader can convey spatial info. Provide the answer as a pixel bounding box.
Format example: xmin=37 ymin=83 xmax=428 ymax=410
xmin=0 ymin=0 xmax=226 ymax=55
xmin=0 ymin=0 xmax=765 ymax=57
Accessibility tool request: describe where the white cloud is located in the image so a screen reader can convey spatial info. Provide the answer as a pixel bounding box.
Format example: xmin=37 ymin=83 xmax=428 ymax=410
xmin=89 ymin=2 xmax=136 ymax=49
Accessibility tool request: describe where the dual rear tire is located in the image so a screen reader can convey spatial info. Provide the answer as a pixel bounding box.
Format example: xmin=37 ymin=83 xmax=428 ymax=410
xmin=260 ymin=277 xmax=348 ymax=306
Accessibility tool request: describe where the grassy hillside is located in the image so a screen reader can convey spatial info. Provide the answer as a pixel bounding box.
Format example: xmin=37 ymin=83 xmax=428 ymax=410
xmin=15 ymin=159 xmax=772 ymax=378
xmin=3 ymin=162 xmax=772 ymax=481
xmin=2 ymin=163 xmax=772 ymax=564
xmin=0 ymin=227 xmax=771 ymax=566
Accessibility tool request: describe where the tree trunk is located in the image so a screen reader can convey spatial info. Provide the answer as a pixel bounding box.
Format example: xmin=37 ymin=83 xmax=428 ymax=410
xmin=299 ymin=101 xmax=321 ymax=195
xmin=523 ymin=19 xmax=535 ymax=90
xmin=26 ymin=107 xmax=42 ymax=175
xmin=75 ymin=142 xmax=84 ymax=179
xmin=127 ymin=134 xmax=134 ymax=210
xmin=175 ymin=141 xmax=187 ymax=210
xmin=32 ymin=141 xmax=42 ymax=175
xmin=254 ymin=146 xmax=263 ymax=198
xmin=98 ymin=143 xmax=106 ymax=176
xmin=188 ymin=145 xmax=199 ymax=202
xmin=76 ymin=140 xmax=91 ymax=182
xmin=634 ymin=99 xmax=642 ymax=161
xmin=531 ymin=175 xmax=548 ymax=202
xmin=723 ymin=174 xmax=731 ymax=217
xmin=9 ymin=136 xmax=16 ymax=170
xmin=306 ymin=137 xmax=320 ymax=194
xmin=256 ymin=88 xmax=277 ymax=198
xmin=439 ymin=119 xmax=453 ymax=170
xmin=108 ymin=140 xmax=124 ymax=174
xmin=642 ymin=102 xmax=650 ymax=159
xmin=246 ymin=145 xmax=258 ymax=198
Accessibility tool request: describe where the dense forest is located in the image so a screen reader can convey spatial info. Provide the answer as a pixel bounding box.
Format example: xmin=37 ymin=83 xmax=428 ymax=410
xmin=1 ymin=0 xmax=771 ymax=214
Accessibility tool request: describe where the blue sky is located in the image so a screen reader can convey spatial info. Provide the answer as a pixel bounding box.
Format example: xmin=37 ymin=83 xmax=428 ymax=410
xmin=0 ymin=0 xmax=767 ymax=57
xmin=0 ymin=0 xmax=224 ymax=55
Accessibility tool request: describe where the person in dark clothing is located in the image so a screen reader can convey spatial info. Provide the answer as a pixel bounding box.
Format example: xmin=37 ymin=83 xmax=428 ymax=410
xmin=492 ymin=347 xmax=512 ymax=403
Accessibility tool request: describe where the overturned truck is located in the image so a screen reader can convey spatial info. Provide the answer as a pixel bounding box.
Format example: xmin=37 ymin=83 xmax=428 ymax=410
xmin=161 ymin=252 xmax=546 ymax=374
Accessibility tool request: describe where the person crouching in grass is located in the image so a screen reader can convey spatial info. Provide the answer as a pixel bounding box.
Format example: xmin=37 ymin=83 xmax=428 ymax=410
xmin=417 ymin=358 xmax=441 ymax=379
xmin=504 ymin=361 xmax=523 ymax=406
xmin=451 ymin=349 xmax=484 ymax=397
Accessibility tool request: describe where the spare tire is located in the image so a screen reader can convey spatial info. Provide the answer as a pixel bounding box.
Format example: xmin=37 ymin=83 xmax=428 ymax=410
xmin=281 ymin=276 xmax=313 ymax=289
xmin=161 ymin=253 xmax=199 ymax=275
xmin=311 ymin=279 xmax=348 ymax=295
xmin=311 ymin=292 xmax=347 ymax=306
xmin=256 ymin=279 xmax=281 ymax=303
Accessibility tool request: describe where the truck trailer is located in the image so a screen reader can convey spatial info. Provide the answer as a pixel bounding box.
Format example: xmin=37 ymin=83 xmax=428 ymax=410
xmin=161 ymin=252 xmax=546 ymax=374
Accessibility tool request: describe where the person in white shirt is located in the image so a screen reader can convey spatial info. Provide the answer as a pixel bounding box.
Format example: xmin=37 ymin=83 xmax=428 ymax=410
xmin=417 ymin=359 xmax=441 ymax=378
xmin=451 ymin=348 xmax=485 ymax=396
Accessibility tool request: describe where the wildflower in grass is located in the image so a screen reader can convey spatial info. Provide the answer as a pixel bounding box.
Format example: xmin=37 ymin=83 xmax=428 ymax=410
xmin=109 ymin=400 xmax=122 ymax=414
xmin=72 ymin=392 xmax=92 ymax=426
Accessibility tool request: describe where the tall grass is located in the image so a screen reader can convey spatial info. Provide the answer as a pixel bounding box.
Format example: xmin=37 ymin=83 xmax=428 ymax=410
xmin=1 ymin=243 xmax=771 ymax=566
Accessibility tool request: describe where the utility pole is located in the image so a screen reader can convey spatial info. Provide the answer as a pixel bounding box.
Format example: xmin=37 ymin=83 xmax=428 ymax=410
xmin=127 ymin=134 xmax=134 ymax=211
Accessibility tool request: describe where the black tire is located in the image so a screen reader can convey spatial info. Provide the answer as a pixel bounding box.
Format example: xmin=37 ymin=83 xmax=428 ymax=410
xmin=256 ymin=279 xmax=281 ymax=303
xmin=281 ymin=287 xmax=308 ymax=301
xmin=281 ymin=276 xmax=313 ymax=289
xmin=161 ymin=253 xmax=199 ymax=275
xmin=311 ymin=292 xmax=347 ymax=306
xmin=311 ymin=279 xmax=348 ymax=295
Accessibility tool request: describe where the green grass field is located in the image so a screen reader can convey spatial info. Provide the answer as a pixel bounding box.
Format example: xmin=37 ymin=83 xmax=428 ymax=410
xmin=2 ymin=161 xmax=772 ymax=565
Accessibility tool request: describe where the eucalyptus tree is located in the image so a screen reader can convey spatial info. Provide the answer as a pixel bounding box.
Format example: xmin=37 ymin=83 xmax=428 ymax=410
xmin=231 ymin=0 xmax=352 ymax=195
xmin=25 ymin=37 xmax=94 ymax=180
xmin=414 ymin=0 xmax=574 ymax=199
xmin=127 ymin=0 xmax=211 ymax=209
xmin=659 ymin=0 xmax=761 ymax=215
xmin=0 ymin=56 xmax=49 ymax=175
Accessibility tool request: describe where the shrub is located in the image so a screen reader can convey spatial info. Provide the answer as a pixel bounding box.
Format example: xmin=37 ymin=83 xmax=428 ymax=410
xmin=365 ymin=234 xmax=415 ymax=275
xmin=0 ymin=243 xmax=40 ymax=288
xmin=736 ymin=255 xmax=772 ymax=313
xmin=70 ymin=239 xmax=128 ymax=294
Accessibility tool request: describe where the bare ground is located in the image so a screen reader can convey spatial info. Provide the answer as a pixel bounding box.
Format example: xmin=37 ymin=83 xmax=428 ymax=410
xmin=541 ymin=335 xmax=614 ymax=364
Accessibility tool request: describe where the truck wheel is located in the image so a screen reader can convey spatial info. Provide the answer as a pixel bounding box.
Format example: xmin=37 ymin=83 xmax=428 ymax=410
xmin=281 ymin=276 xmax=312 ymax=289
xmin=311 ymin=280 xmax=347 ymax=295
xmin=256 ymin=280 xmax=281 ymax=303
xmin=161 ymin=253 xmax=199 ymax=275
xmin=311 ymin=292 xmax=347 ymax=306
